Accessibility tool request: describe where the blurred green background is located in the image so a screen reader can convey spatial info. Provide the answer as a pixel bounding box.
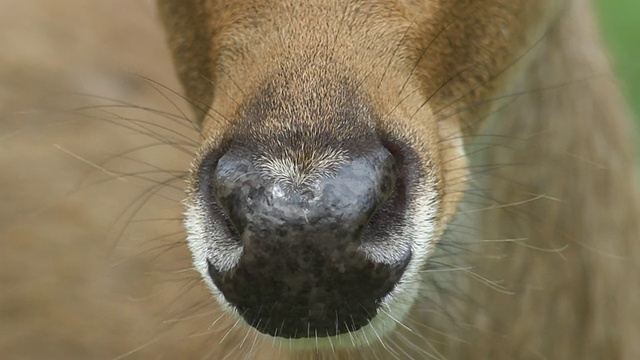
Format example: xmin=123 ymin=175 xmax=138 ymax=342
xmin=596 ymin=0 xmax=640 ymax=119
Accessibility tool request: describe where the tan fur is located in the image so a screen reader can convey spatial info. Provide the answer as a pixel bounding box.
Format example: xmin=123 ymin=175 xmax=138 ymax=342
xmin=1 ymin=0 xmax=638 ymax=359
xmin=159 ymin=0 xmax=640 ymax=358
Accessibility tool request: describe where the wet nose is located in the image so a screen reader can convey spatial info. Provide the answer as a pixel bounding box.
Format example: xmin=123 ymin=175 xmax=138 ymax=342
xmin=214 ymin=146 xmax=396 ymax=245
xmin=205 ymin=144 xmax=408 ymax=338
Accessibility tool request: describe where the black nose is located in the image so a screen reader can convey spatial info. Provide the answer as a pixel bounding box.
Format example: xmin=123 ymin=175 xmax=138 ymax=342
xmin=205 ymin=144 xmax=409 ymax=338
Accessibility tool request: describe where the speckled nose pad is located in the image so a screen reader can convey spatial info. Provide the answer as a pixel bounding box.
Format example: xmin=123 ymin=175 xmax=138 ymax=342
xmin=206 ymin=145 xmax=410 ymax=339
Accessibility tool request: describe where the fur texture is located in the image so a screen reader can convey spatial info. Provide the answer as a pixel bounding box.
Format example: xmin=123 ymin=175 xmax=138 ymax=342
xmin=161 ymin=0 xmax=640 ymax=358
xmin=1 ymin=0 xmax=638 ymax=359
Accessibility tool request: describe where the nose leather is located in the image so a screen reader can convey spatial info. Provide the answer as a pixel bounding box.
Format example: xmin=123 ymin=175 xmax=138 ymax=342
xmin=205 ymin=144 xmax=409 ymax=338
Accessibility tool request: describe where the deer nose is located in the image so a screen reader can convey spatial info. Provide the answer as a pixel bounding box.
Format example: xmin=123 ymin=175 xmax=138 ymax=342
xmin=204 ymin=144 xmax=409 ymax=338
xmin=214 ymin=146 xmax=396 ymax=245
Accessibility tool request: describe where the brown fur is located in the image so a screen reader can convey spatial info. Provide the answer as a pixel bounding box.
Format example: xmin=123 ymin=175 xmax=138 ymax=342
xmin=1 ymin=0 xmax=638 ymax=359
xmin=159 ymin=0 xmax=640 ymax=358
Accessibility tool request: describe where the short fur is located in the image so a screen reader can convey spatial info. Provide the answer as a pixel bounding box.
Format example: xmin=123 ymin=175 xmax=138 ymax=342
xmin=155 ymin=0 xmax=640 ymax=359
xmin=2 ymin=0 xmax=637 ymax=359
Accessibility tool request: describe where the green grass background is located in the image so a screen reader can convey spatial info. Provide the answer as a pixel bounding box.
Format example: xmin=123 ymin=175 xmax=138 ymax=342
xmin=596 ymin=0 xmax=640 ymax=119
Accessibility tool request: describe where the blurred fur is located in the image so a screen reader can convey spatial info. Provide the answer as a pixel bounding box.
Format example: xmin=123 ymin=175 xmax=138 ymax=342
xmin=1 ymin=0 xmax=638 ymax=359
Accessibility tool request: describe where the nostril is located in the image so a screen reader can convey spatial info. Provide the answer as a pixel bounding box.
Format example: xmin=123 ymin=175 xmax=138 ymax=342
xmin=202 ymin=143 xmax=408 ymax=338
xmin=209 ymin=150 xmax=253 ymax=235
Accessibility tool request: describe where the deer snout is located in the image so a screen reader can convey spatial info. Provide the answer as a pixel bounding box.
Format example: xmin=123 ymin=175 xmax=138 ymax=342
xmin=201 ymin=143 xmax=410 ymax=339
